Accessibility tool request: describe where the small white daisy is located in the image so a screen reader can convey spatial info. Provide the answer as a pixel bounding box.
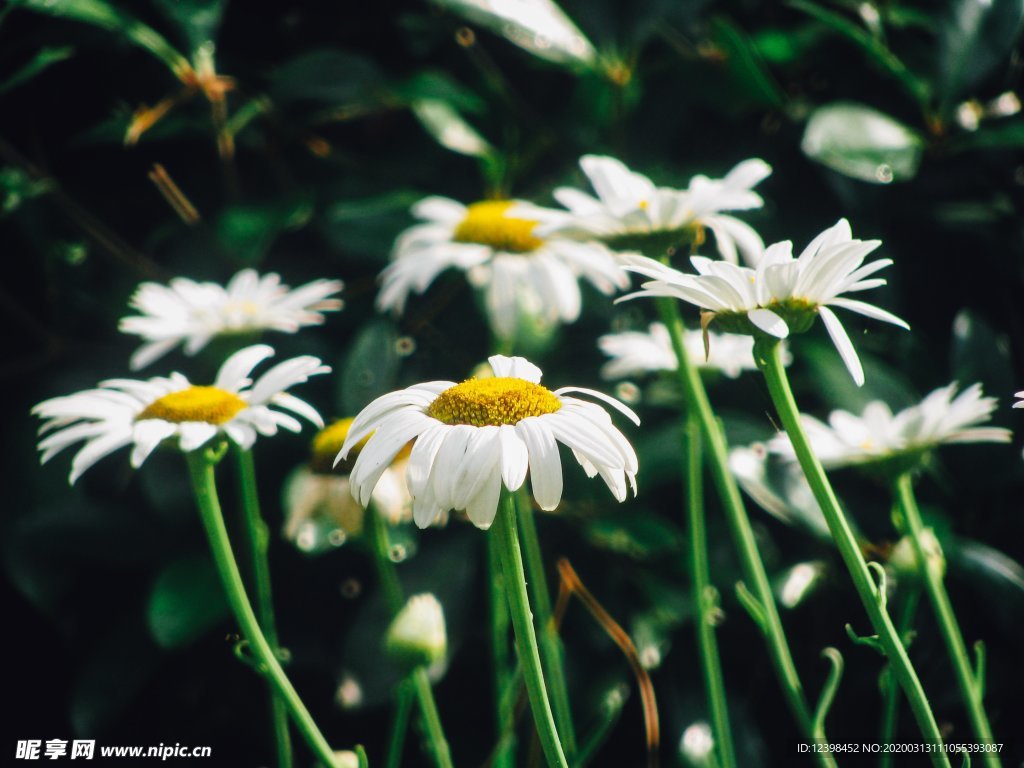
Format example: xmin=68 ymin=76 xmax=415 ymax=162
xmin=339 ymin=355 xmax=639 ymax=530
xmin=527 ymin=155 xmax=771 ymax=264
xmin=120 ymin=269 xmax=344 ymax=370
xmin=376 ymin=197 xmax=627 ymax=341
xmin=598 ymin=322 xmax=766 ymax=379
xmin=767 ymin=383 xmax=1012 ymax=469
xmin=621 ymin=219 xmax=910 ymax=385
xmin=33 ymin=344 xmax=329 ymax=484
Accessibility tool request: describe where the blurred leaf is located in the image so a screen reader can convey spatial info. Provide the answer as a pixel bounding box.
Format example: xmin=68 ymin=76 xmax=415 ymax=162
xmin=411 ymin=99 xmax=494 ymax=158
xmin=215 ymin=198 xmax=313 ymax=262
xmin=0 ymin=166 xmax=54 ymax=215
xmin=11 ymin=0 xmax=191 ymax=80
xmin=585 ymin=512 xmax=684 ymax=560
xmin=951 ymin=538 xmax=1024 ymax=627
xmin=147 ymin=553 xmax=228 ymax=649
xmin=269 ymin=49 xmax=385 ymax=106
xmin=322 ymin=190 xmax=421 ymax=261
xmin=950 ymin=309 xmax=1014 ymax=400
xmin=0 ymin=45 xmax=74 ymax=95
xmin=801 ymin=337 xmax=919 ymax=412
xmin=937 ymin=0 xmax=1024 ymax=111
xmin=151 ymin=0 xmax=225 ymax=53
xmin=801 ymin=101 xmax=924 ymax=183
xmin=709 ymin=16 xmax=787 ymax=110
xmin=339 ymin=319 xmax=401 ymax=414
xmin=391 ymin=70 xmax=486 ymax=114
xmin=951 ymin=118 xmax=1024 ymax=151
xmin=751 ymin=24 xmax=825 ymax=65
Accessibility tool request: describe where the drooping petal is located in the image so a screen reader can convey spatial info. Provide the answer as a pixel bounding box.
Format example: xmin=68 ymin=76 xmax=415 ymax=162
xmin=819 ymin=306 xmax=864 ymax=386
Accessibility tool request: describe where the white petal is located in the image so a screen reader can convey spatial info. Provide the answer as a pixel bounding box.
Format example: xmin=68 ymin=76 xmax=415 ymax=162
xmin=488 ymin=355 xmax=543 ymax=383
xmin=748 ymin=308 xmax=789 ymax=338
xmin=215 ymin=345 xmax=276 ymax=391
xmin=270 ymin=392 xmax=324 ymax=428
xmin=178 ymin=422 xmax=219 ymax=451
xmin=69 ymin=428 xmax=133 ymax=484
xmin=552 ymin=386 xmax=640 ymax=426
xmin=130 ymin=420 xmax=177 ymax=467
xmin=464 ymin=465 xmax=503 ymax=530
xmin=516 ymin=418 xmax=563 ymax=511
xmin=828 ymin=298 xmax=910 ymax=330
xmin=498 ymin=425 xmax=529 ymax=491
xmin=819 ymin=306 xmax=864 ymax=386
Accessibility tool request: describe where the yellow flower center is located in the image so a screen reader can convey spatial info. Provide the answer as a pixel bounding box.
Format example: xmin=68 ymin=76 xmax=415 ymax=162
xmin=312 ymin=418 xmax=412 ymax=474
xmin=453 ymin=201 xmax=543 ymax=253
xmin=137 ymin=385 xmax=247 ymax=424
xmin=427 ymin=377 xmax=561 ymax=427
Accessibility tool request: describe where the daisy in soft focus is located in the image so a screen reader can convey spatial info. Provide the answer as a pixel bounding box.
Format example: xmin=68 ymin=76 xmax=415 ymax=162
xmin=120 ymin=269 xmax=343 ymax=370
xmin=526 ymin=155 xmax=771 ymax=264
xmin=338 ymin=355 xmax=639 ymax=530
xmin=621 ymin=219 xmax=909 ymax=385
xmin=767 ymin=383 xmax=1011 ymax=470
xmin=376 ymin=197 xmax=627 ymax=341
xmin=598 ymin=322 xmax=772 ymax=379
xmin=33 ymin=344 xmax=328 ymax=484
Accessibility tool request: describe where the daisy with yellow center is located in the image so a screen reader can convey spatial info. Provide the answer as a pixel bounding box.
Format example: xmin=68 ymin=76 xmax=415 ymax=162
xmin=33 ymin=344 xmax=329 ymax=483
xmin=376 ymin=196 xmax=627 ymax=341
xmin=338 ymin=355 xmax=639 ymax=530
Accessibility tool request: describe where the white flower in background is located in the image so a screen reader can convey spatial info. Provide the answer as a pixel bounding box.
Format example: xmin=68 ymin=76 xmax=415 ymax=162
xmin=729 ymin=444 xmax=829 ymax=538
xmin=621 ymin=219 xmax=909 ymax=385
xmin=339 ymin=355 xmax=639 ymax=529
xmin=120 ymin=269 xmax=343 ymax=370
xmin=1013 ymin=391 xmax=1024 ymax=409
xmin=598 ymin=322 xmax=771 ymax=379
xmin=385 ymin=593 xmax=448 ymax=668
xmin=528 ymin=155 xmax=770 ymax=264
xmin=33 ymin=344 xmax=328 ymax=484
xmin=376 ymin=197 xmax=627 ymax=341
xmin=678 ymin=722 xmax=715 ymax=767
xmin=768 ymin=383 xmax=1012 ymax=468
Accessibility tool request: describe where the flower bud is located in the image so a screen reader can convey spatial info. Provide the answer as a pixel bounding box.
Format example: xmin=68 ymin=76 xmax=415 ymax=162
xmin=385 ymin=594 xmax=447 ymax=669
xmin=679 ymin=721 xmax=715 ymax=767
xmin=890 ymin=528 xmax=946 ymax=582
xmin=334 ymin=751 xmax=360 ymax=768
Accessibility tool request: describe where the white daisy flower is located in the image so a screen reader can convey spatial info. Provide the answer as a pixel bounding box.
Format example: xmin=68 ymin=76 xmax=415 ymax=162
xmin=526 ymin=155 xmax=771 ymax=264
xmin=33 ymin=344 xmax=329 ymax=484
xmin=376 ymin=197 xmax=627 ymax=341
xmin=598 ymin=322 xmax=768 ymax=379
xmin=621 ymin=219 xmax=910 ymax=386
xmin=338 ymin=354 xmax=639 ymax=530
xmin=767 ymin=383 xmax=1012 ymax=469
xmin=120 ymin=269 xmax=344 ymax=370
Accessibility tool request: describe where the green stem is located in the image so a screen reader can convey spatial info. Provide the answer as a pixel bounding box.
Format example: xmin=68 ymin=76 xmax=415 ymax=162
xmin=233 ymin=447 xmax=293 ymax=768
xmin=880 ymin=586 xmax=921 ymax=768
xmin=514 ymin=488 xmax=578 ymax=762
xmin=894 ymin=474 xmax=1000 ymax=768
xmin=385 ymin=680 xmax=414 ymax=768
xmin=494 ymin=488 xmax=569 ymax=768
xmin=685 ymin=414 xmax=736 ymax=768
xmin=365 ymin=503 xmax=454 ymax=768
xmin=487 ymin=532 xmax=517 ymax=768
xmin=185 ymin=449 xmax=337 ymax=768
xmin=655 ymin=297 xmax=835 ymax=767
xmin=755 ymin=341 xmax=949 ymax=768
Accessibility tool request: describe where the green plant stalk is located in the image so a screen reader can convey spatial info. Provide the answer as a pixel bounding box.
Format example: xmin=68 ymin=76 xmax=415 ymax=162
xmin=365 ymin=503 xmax=454 ymax=768
xmin=185 ymin=449 xmax=337 ymax=768
xmin=880 ymin=586 xmax=921 ymax=768
xmin=385 ymin=680 xmax=414 ymax=768
xmin=755 ymin=341 xmax=949 ymax=767
xmin=894 ymin=474 xmax=1000 ymax=768
xmin=655 ymin=297 xmax=835 ymax=767
xmin=233 ymin=447 xmax=293 ymax=768
xmin=494 ymin=488 xmax=569 ymax=768
xmin=514 ymin=487 xmax=578 ymax=761
xmin=487 ymin=532 xmax=517 ymax=768
xmin=685 ymin=414 xmax=737 ymax=768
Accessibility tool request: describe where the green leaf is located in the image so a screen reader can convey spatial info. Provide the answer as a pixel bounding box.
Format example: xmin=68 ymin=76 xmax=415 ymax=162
xmin=801 ymin=101 xmax=925 ymax=183
xmin=710 ymin=16 xmax=787 ymax=110
xmin=391 ymin=70 xmax=486 ymax=114
xmin=951 ymin=118 xmax=1024 ymax=152
xmin=147 ymin=553 xmax=229 ymax=649
xmin=322 ymin=190 xmax=421 ymax=262
xmin=937 ymin=0 xmax=1024 ymax=111
xmin=950 ymin=310 xmax=1014 ymax=399
xmin=269 ymin=48 xmax=384 ymax=106
xmin=0 ymin=166 xmax=54 ymax=215
xmin=0 ymin=45 xmax=74 ymax=96
xmin=411 ymin=99 xmax=494 ymax=158
xmin=151 ymin=0 xmax=225 ymax=53
xmin=584 ymin=512 xmax=684 ymax=560
xmin=339 ymin=319 xmax=401 ymax=414
xmin=215 ymin=198 xmax=313 ymax=262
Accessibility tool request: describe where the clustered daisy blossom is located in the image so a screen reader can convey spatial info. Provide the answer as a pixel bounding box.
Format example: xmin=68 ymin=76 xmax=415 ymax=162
xmin=621 ymin=219 xmax=909 ymax=385
xmin=339 ymin=355 xmax=639 ymax=530
xmin=120 ymin=269 xmax=344 ymax=370
xmin=767 ymin=382 xmax=1012 ymax=469
xmin=376 ymin=197 xmax=627 ymax=340
xmin=528 ymin=155 xmax=771 ymax=264
xmin=34 ymin=344 xmax=328 ymax=483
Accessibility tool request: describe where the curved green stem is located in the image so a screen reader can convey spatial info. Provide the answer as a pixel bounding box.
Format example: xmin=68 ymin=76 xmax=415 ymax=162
xmin=685 ymin=414 xmax=736 ymax=768
xmin=233 ymin=447 xmax=293 ymax=768
xmin=880 ymin=585 xmax=921 ymax=768
xmin=755 ymin=341 xmax=949 ymax=768
xmin=655 ymin=297 xmax=835 ymax=767
xmin=185 ymin=449 xmax=337 ymax=768
xmin=385 ymin=680 xmax=414 ymax=768
xmin=494 ymin=488 xmax=569 ymax=768
xmin=365 ymin=503 xmax=454 ymax=768
xmin=487 ymin=532 xmax=517 ymax=768
xmin=514 ymin=488 xmax=578 ymax=762
xmin=894 ymin=475 xmax=1000 ymax=767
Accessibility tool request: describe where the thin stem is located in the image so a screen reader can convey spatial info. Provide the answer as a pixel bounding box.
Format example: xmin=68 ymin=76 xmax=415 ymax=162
xmin=385 ymin=680 xmax=414 ymax=768
xmin=685 ymin=415 xmax=736 ymax=768
xmin=185 ymin=449 xmax=337 ymax=768
xmin=514 ymin=488 xmax=578 ymax=761
xmin=655 ymin=297 xmax=835 ymax=768
xmin=756 ymin=341 xmax=949 ymax=768
xmin=895 ymin=474 xmax=1000 ymax=767
xmin=880 ymin=586 xmax=921 ymax=768
xmin=233 ymin=447 xmax=293 ymax=768
xmin=487 ymin=532 xmax=517 ymax=768
xmin=364 ymin=503 xmax=454 ymax=768
xmin=494 ymin=489 xmax=569 ymax=768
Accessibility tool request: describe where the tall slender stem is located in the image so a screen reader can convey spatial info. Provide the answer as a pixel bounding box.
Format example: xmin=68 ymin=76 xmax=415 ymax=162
xmin=514 ymin=488 xmax=578 ymax=761
xmin=685 ymin=414 xmax=736 ymax=768
xmin=185 ymin=449 xmax=337 ymax=768
xmin=880 ymin=586 xmax=921 ymax=768
xmin=494 ymin=489 xmax=569 ymax=768
xmin=756 ymin=341 xmax=949 ymax=767
xmin=655 ymin=297 xmax=835 ymax=767
xmin=894 ymin=474 xmax=1000 ymax=767
xmin=487 ymin=532 xmax=517 ymax=768
xmin=385 ymin=680 xmax=414 ymax=768
xmin=233 ymin=447 xmax=292 ymax=768
xmin=365 ymin=504 xmax=454 ymax=768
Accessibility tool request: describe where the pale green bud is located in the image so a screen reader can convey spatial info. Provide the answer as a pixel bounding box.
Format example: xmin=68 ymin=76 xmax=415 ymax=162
xmin=890 ymin=528 xmax=946 ymax=582
xmin=385 ymin=593 xmax=447 ymax=669
xmin=679 ymin=721 xmax=715 ymax=767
